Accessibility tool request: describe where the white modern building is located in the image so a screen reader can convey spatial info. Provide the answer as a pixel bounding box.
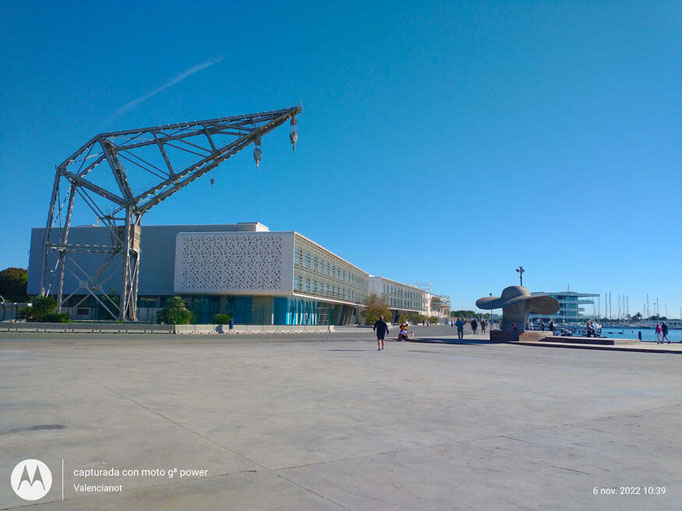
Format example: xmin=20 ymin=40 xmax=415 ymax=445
xmin=28 ymin=222 xmax=437 ymax=325
xmin=528 ymin=291 xmax=599 ymax=324
xmin=369 ymin=276 xmax=430 ymax=320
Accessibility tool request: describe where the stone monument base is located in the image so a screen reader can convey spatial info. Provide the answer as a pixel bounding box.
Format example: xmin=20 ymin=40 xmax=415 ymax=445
xmin=490 ymin=330 xmax=549 ymax=343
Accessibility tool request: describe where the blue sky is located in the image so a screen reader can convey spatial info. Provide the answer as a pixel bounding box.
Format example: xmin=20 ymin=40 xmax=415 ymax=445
xmin=1 ymin=1 xmax=680 ymax=315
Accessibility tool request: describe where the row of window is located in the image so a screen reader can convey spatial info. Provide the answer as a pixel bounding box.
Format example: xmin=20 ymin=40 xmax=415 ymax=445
xmin=382 ymin=284 xmax=426 ymax=302
xmin=295 ymin=248 xmax=366 ymax=288
xmin=387 ymin=297 xmax=424 ymax=310
xmin=294 ymin=274 xmax=365 ymax=303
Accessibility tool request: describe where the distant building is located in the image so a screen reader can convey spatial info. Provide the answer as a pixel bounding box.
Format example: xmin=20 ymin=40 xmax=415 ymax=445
xmin=529 ymin=291 xmax=599 ymax=324
xmin=369 ymin=276 xmax=429 ymax=322
xmin=428 ymin=293 xmax=451 ymax=319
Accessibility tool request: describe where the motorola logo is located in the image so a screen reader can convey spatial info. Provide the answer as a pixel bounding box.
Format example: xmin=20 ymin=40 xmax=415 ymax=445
xmin=10 ymin=459 xmax=52 ymax=501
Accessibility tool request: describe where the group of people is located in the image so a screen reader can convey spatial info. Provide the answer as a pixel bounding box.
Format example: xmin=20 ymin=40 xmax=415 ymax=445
xmin=372 ymin=316 xmax=413 ymax=350
xmin=449 ymin=317 xmax=488 ymax=339
xmin=585 ymin=320 xmax=598 ymax=337
xmin=373 ymin=315 xmax=494 ymax=348
xmin=526 ymin=319 xmax=556 ymax=332
xmin=655 ymin=322 xmax=670 ymax=344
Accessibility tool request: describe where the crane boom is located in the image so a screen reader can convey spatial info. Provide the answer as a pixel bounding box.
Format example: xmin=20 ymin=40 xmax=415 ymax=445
xmin=40 ymin=106 xmax=301 ymax=321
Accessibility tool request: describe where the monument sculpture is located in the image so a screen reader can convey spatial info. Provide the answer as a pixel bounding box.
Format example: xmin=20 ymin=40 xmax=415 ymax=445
xmin=476 ymin=286 xmax=559 ymax=340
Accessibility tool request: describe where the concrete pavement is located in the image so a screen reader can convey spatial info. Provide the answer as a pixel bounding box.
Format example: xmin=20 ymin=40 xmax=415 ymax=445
xmin=1 ymin=331 xmax=680 ymax=510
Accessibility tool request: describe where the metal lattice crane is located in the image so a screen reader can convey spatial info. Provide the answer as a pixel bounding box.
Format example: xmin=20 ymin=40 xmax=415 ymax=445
xmin=40 ymin=106 xmax=301 ymax=321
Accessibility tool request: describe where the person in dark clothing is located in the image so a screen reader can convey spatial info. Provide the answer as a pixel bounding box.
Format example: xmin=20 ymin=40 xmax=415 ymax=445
xmin=373 ymin=315 xmax=390 ymax=351
xmin=455 ymin=318 xmax=464 ymax=339
xmin=471 ymin=318 xmax=478 ymax=335
xmin=661 ymin=322 xmax=670 ymax=343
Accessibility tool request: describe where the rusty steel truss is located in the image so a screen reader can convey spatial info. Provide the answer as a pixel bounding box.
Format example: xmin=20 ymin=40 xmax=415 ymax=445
xmin=40 ymin=106 xmax=301 ymax=321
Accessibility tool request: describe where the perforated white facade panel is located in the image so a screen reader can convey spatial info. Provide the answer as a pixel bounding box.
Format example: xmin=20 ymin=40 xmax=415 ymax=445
xmin=174 ymin=232 xmax=294 ymax=295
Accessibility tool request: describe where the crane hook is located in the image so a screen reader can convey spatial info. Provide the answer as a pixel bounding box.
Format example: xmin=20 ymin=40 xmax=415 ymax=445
xmin=289 ymin=115 xmax=298 ymax=151
xmin=253 ymin=136 xmax=262 ymax=169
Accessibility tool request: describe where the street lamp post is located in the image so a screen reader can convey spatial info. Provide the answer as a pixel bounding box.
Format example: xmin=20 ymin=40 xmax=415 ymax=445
xmin=515 ymin=266 xmax=525 ymax=286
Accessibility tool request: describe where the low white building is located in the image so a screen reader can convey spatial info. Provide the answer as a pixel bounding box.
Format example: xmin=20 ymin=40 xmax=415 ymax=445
xmin=369 ymin=276 xmax=429 ymax=321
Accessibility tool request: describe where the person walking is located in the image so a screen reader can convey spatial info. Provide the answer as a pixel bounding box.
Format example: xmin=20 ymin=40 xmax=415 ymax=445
xmin=471 ymin=318 xmax=478 ymax=335
xmin=512 ymin=321 xmax=519 ymax=341
xmin=455 ymin=317 xmax=464 ymax=340
xmin=373 ymin=315 xmax=389 ymax=351
xmin=480 ymin=319 xmax=487 ymax=334
xmin=661 ymin=322 xmax=670 ymax=344
xmin=655 ymin=323 xmax=662 ymax=343
xmin=548 ymin=320 xmax=555 ymax=333
xmin=540 ymin=319 xmax=545 ymax=331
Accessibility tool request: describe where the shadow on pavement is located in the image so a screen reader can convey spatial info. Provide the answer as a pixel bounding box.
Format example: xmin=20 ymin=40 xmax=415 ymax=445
xmin=407 ymin=337 xmax=498 ymax=345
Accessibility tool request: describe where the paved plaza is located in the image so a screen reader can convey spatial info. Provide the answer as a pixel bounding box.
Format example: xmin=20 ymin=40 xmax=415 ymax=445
xmin=1 ymin=331 xmax=680 ymax=510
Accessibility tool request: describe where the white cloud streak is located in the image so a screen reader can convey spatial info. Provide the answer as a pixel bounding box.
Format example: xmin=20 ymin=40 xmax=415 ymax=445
xmin=112 ymin=56 xmax=224 ymax=119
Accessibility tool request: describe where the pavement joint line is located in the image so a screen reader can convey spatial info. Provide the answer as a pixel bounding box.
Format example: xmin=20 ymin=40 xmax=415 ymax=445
xmin=99 ymin=384 xmax=270 ymax=471
xmin=335 ymin=484 xmax=418 ymax=511
xmin=528 ymin=460 xmax=592 ymax=476
xmin=97 ymin=385 xmax=356 ymax=510
xmin=272 ymin=401 xmax=682 ymax=474
xmin=273 ymin=474 xmax=351 ymax=511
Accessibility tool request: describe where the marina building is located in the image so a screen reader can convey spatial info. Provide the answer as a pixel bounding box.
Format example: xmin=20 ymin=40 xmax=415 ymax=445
xmin=529 ymin=291 xmax=599 ymax=324
xmin=27 ymin=222 xmax=436 ymax=325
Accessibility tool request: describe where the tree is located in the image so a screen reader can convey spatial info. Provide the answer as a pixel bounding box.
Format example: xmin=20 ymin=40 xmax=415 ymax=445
xmin=361 ymin=293 xmax=392 ymax=325
xmin=214 ymin=313 xmax=233 ymax=324
xmin=0 ymin=267 xmax=28 ymax=301
xmin=157 ymin=296 xmax=195 ymax=325
xmin=18 ymin=295 xmax=70 ymax=322
xmin=451 ymin=310 xmax=478 ymax=319
xmin=429 ymin=315 xmax=439 ymax=325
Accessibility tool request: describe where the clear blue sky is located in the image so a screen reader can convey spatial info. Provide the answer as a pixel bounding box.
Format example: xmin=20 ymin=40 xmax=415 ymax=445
xmin=1 ymin=1 xmax=680 ymax=316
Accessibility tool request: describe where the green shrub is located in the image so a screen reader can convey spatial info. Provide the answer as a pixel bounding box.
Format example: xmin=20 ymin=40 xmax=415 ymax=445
xmin=42 ymin=312 xmax=71 ymax=323
xmin=213 ymin=313 xmax=233 ymax=324
xmin=157 ymin=296 xmax=195 ymax=325
xmin=18 ymin=296 xmax=64 ymax=322
xmin=18 ymin=306 xmax=40 ymax=321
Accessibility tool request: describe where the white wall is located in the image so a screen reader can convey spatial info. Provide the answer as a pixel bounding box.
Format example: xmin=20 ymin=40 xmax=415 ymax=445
xmin=173 ymin=232 xmax=294 ymax=295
